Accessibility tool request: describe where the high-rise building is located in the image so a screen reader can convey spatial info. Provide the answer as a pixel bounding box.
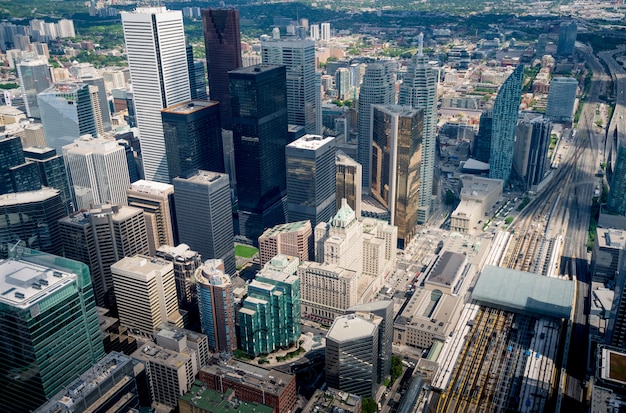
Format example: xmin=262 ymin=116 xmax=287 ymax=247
xmin=63 ymin=134 xmax=130 ymax=210
xmin=473 ymin=110 xmax=493 ymax=163
xmin=557 ymin=20 xmax=577 ymax=56
xmin=127 ymin=180 xmax=176 ymax=255
xmin=81 ymin=75 xmax=113 ymax=133
xmin=326 ymin=312 xmax=380 ymax=398
xmin=0 ymin=247 xmax=105 ymax=412
xmin=161 ymin=100 xmax=225 ymax=181
xmin=0 ymin=135 xmax=41 ymax=195
xmin=607 ymin=142 xmax=626 ymax=216
xmin=320 ymin=22 xmax=331 ymax=41
xmin=111 ymin=254 xmax=184 ymax=335
xmin=37 ymin=82 xmax=100 ymax=154
xmin=398 ymin=43 xmax=437 ymax=223
xmin=335 ymin=67 xmax=350 ymax=100
xmin=261 ymin=38 xmax=317 ymax=134
xmin=546 ymin=77 xmax=578 ymax=123
xmin=186 ymin=44 xmax=208 ymax=100
xmin=59 ymin=205 xmax=149 ymax=308
xmin=336 ymin=151 xmax=362 ymax=217
xmin=310 ymin=24 xmax=320 ymax=41
xmin=258 ymin=220 xmax=313 ymax=265
xmin=23 ymin=146 xmax=72 ymax=214
xmin=357 ymin=62 xmax=395 ymax=192
xmin=16 ymin=58 xmax=53 ymax=119
xmin=195 ymin=259 xmax=237 ymax=353
xmin=230 ymin=64 xmax=289 ymax=241
xmin=514 ymin=112 xmax=552 ymax=190
xmin=173 ymin=170 xmax=235 ymax=274
xmin=122 ymin=7 xmax=190 ymax=183
xmin=239 ymin=255 xmax=300 ymax=356
xmin=370 ymin=105 xmax=423 ymax=247
xmin=489 ymin=64 xmax=523 ymax=184
xmin=0 ymin=188 xmax=65 ymax=258
xmin=286 ymin=134 xmax=336 ymax=227
xmin=202 ymin=9 xmax=242 ymax=129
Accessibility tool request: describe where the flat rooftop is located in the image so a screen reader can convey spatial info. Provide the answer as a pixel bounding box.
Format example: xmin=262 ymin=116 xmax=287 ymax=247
xmin=303 ymin=388 xmax=361 ymax=413
xmin=180 ymin=381 xmax=273 ymax=413
xmin=260 ymin=220 xmax=310 ymax=237
xmin=200 ymin=359 xmax=294 ymax=397
xmin=472 ymin=265 xmax=574 ymax=319
xmin=288 ymin=134 xmax=335 ymax=151
xmin=162 ymin=100 xmax=218 ymax=115
xmin=426 ymin=251 xmax=466 ymax=287
xmin=132 ymin=341 xmax=191 ymax=368
xmin=0 ymin=187 xmax=59 ymax=206
xmin=327 ymin=313 xmax=379 ymax=342
xmin=111 ymin=255 xmax=172 ymax=281
xmin=129 ymin=179 xmax=174 ymax=195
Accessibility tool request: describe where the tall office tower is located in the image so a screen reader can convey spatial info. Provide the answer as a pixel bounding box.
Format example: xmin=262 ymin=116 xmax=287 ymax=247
xmin=127 ymin=180 xmax=176 ymax=255
xmin=186 ymin=44 xmax=208 ymax=100
xmin=63 ymin=135 xmax=130 ymax=210
xmin=111 ymin=254 xmax=184 ymax=335
xmin=16 ymin=58 xmax=52 ymax=119
xmin=21 ymin=123 xmax=46 ymax=147
xmin=310 ymin=24 xmax=320 ymax=41
xmin=314 ymin=198 xmax=363 ymax=269
xmin=336 ymin=151 xmax=362 ymax=217
xmin=357 ymin=62 xmax=395 ymax=192
xmin=398 ymin=41 xmax=437 ymax=223
xmin=315 ymin=72 xmax=323 ymax=135
xmin=326 ymin=313 xmax=380 ymax=398
xmin=173 ymin=170 xmax=235 ymax=274
xmin=473 ymin=110 xmax=493 ymax=163
xmin=347 ymin=301 xmax=393 ymax=382
xmin=557 ymin=20 xmax=577 ymax=56
xmin=286 ymin=135 xmax=337 ymax=227
xmin=258 ymin=220 xmax=313 ymax=265
xmin=320 ymin=22 xmax=331 ymax=41
xmin=202 ymin=9 xmax=242 ymax=130
xmin=335 ymin=67 xmax=350 ymax=100
xmin=122 ymin=7 xmax=190 ymax=183
xmin=0 ymin=188 xmax=65 ymax=258
xmin=514 ymin=112 xmax=552 ymax=190
xmin=82 ymin=75 xmax=112 ymax=132
xmin=0 ymin=135 xmax=41 ymax=195
xmin=0 ymin=247 xmax=105 ymax=412
xmin=239 ymin=255 xmax=300 ymax=356
xmin=37 ymin=82 xmax=100 ymax=154
xmin=370 ymin=105 xmax=423 ymax=247
xmin=195 ymin=259 xmax=237 ymax=353
xmin=59 ymin=205 xmax=149 ymax=308
xmin=162 ymin=100 xmax=225 ymax=182
xmin=607 ymin=142 xmax=626 ymax=215
xmin=546 ymin=77 xmax=578 ymax=123
xmin=156 ymin=244 xmax=202 ymax=324
xmin=23 ymin=146 xmax=72 ymax=214
xmin=230 ymin=65 xmax=289 ymax=241
xmin=261 ymin=38 xmax=316 ymax=134
xmin=57 ymin=18 xmax=76 ymax=38
xmin=489 ymin=64 xmax=524 ymax=184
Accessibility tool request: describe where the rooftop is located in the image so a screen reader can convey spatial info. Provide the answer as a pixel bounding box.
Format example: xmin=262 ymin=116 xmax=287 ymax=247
xmin=111 ymin=255 xmax=173 ymax=281
xmin=162 ymin=100 xmax=219 ymax=115
xmin=0 ymin=187 xmax=59 ymax=206
xmin=302 ymin=388 xmax=362 ymax=413
xmin=426 ymin=251 xmax=467 ymax=288
xmin=327 ymin=313 xmax=380 ymax=342
xmin=132 ymin=341 xmax=191 ymax=368
xmin=472 ymin=265 xmax=574 ymax=319
xmin=180 ymin=381 xmax=274 ymax=413
xmin=372 ymin=104 xmax=422 ymax=118
xmin=178 ymin=170 xmax=229 ymax=186
xmin=287 ymin=134 xmax=335 ymax=151
xmin=129 ymin=179 xmax=174 ymax=196
xmin=260 ymin=220 xmax=311 ymax=238
xmin=156 ymin=244 xmax=200 ymax=261
xmin=200 ymin=359 xmax=294 ymax=397
xmin=597 ymin=228 xmax=626 ymax=250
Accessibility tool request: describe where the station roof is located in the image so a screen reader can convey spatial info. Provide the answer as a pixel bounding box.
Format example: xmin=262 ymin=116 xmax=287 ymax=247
xmin=472 ymin=265 xmax=574 ymax=319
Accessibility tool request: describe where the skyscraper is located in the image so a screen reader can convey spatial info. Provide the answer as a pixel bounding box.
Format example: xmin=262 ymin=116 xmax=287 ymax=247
xmin=261 ymin=38 xmax=317 ymax=134
xmin=0 ymin=135 xmax=41 ymax=195
xmin=230 ymin=64 xmax=289 ymax=241
xmin=37 ymin=82 xmax=100 ymax=154
xmin=173 ymin=170 xmax=235 ymax=274
xmin=357 ymin=62 xmax=395 ymax=192
xmin=320 ymin=22 xmax=331 ymax=41
xmin=258 ymin=220 xmax=313 ymax=265
xmin=202 ymin=8 xmax=242 ymax=130
xmin=122 ymin=7 xmax=190 ymax=183
xmin=59 ymin=205 xmax=149 ymax=308
xmin=187 ymin=44 xmax=208 ymax=100
xmin=0 ymin=247 xmax=105 ymax=412
xmin=514 ymin=112 xmax=552 ymax=190
xmin=195 ymin=259 xmax=237 ymax=353
xmin=286 ymin=134 xmax=337 ymax=227
xmin=63 ymin=134 xmax=130 ymax=210
xmin=473 ymin=110 xmax=493 ymax=163
xmin=557 ymin=20 xmax=577 ymax=56
xmin=335 ymin=67 xmax=350 ymax=100
xmin=127 ymin=180 xmax=176 ymax=255
xmin=23 ymin=147 xmax=72 ymax=214
xmin=336 ymin=151 xmax=362 ymax=217
xmin=398 ymin=40 xmax=437 ymax=223
xmin=111 ymin=254 xmax=184 ymax=335
xmin=546 ymin=77 xmax=578 ymax=123
xmin=161 ymin=100 xmax=225 ymax=181
xmin=16 ymin=58 xmax=53 ymax=119
xmin=607 ymin=142 xmax=626 ymax=215
xmin=489 ymin=65 xmax=523 ymax=184
xmin=370 ymin=105 xmax=423 ymax=247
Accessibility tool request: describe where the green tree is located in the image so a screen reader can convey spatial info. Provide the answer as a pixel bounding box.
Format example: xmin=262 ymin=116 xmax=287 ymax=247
xmin=444 ymin=189 xmax=458 ymax=206
xmin=362 ymin=397 xmax=377 ymax=413
xmin=391 ymin=355 xmax=403 ymax=381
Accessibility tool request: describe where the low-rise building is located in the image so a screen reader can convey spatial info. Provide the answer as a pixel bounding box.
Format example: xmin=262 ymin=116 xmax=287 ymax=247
xmin=450 ymin=175 xmax=503 ymax=234
xmin=302 ymin=388 xmax=362 ymax=413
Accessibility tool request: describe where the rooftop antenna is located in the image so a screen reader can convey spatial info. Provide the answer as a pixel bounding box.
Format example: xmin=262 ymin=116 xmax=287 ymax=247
xmin=418 ymin=32 xmax=424 ymax=57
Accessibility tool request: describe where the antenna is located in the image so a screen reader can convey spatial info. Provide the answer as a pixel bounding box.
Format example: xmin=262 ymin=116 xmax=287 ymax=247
xmin=418 ymin=32 xmax=424 ymax=57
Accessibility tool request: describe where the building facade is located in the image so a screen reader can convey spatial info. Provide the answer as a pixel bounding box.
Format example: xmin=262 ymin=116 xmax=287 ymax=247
xmin=557 ymin=21 xmax=577 ymax=56
xmin=546 ymin=77 xmax=578 ymax=123
xmin=514 ymin=112 xmax=552 ymax=189
xmin=258 ymin=220 xmax=313 ymax=265
xmin=336 ymin=151 xmax=362 ymax=218
xmin=16 ymin=58 xmax=53 ymax=119
xmin=23 ymin=146 xmax=72 ymax=214
xmin=607 ymin=142 xmax=626 ymax=215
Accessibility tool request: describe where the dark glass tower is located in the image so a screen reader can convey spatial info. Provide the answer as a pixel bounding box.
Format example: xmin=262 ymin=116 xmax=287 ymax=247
xmin=0 ymin=135 xmax=41 ymax=195
xmin=229 ymin=64 xmax=288 ymax=242
xmin=162 ymin=100 xmax=225 ymax=181
xmin=203 ymin=8 xmax=242 ymax=130
xmin=474 ymin=110 xmax=493 ymax=163
xmin=23 ymin=146 xmax=73 ymax=214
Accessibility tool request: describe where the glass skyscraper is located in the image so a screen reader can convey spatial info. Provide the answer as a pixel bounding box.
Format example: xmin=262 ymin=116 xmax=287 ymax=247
xmin=16 ymin=58 xmax=53 ymax=119
xmin=23 ymin=147 xmax=72 ymax=214
xmin=557 ymin=20 xmax=577 ymax=56
xmin=607 ymin=142 xmax=626 ymax=215
xmin=0 ymin=135 xmax=41 ymax=195
xmin=546 ymin=77 xmax=578 ymax=123
xmin=0 ymin=247 xmax=105 ymax=412
xmin=489 ymin=65 xmax=524 ymax=184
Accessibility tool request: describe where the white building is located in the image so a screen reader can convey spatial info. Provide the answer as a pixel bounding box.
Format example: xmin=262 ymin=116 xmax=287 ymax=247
xmin=121 ymin=7 xmax=190 ymax=183
xmin=310 ymin=24 xmax=320 ymax=41
xmin=321 ymin=22 xmax=331 ymax=41
xmin=63 ymin=134 xmax=130 ymax=210
xmin=450 ymin=175 xmax=503 ymax=234
xmin=56 ymin=19 xmax=75 ymax=38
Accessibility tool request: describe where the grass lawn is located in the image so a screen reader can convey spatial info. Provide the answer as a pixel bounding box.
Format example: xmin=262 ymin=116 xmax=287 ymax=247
xmin=235 ymin=244 xmax=258 ymax=258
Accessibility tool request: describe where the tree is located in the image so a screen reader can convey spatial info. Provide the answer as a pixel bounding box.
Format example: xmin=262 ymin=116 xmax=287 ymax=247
xmin=362 ymin=397 xmax=377 ymax=413
xmin=391 ymin=355 xmax=403 ymax=381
